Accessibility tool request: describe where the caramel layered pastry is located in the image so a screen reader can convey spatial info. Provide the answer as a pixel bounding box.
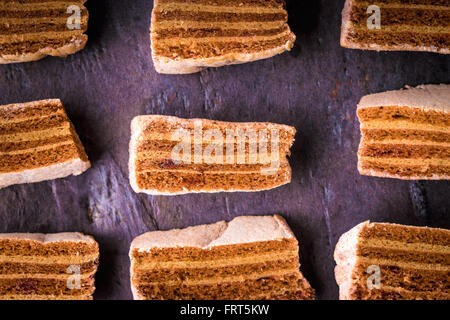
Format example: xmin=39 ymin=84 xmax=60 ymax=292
xmin=129 ymin=115 xmax=296 ymax=195
xmin=334 ymin=221 xmax=450 ymax=300
xmin=357 ymin=84 xmax=450 ymax=180
xmin=130 ymin=215 xmax=315 ymax=300
xmin=0 ymin=99 xmax=90 ymax=189
xmin=0 ymin=233 xmax=99 ymax=300
xmin=341 ymin=0 xmax=450 ymax=54
xmin=0 ymin=0 xmax=88 ymax=63
xmin=150 ymin=0 xmax=296 ymax=74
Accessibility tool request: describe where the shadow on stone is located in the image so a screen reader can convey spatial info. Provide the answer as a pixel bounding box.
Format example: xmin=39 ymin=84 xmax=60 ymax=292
xmin=85 ymin=0 xmax=110 ymax=45
xmin=286 ymin=0 xmax=321 ymax=56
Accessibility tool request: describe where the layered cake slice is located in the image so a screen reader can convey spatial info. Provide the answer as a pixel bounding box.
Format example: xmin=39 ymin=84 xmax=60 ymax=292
xmin=0 ymin=232 xmax=99 ymax=300
xmin=0 ymin=99 xmax=90 ymax=189
xmin=341 ymin=0 xmax=450 ymax=54
xmin=334 ymin=221 xmax=450 ymax=300
xmin=357 ymin=84 xmax=450 ymax=180
xmin=150 ymin=0 xmax=296 ymax=74
xmin=130 ymin=215 xmax=315 ymax=300
xmin=129 ymin=115 xmax=296 ymax=195
xmin=0 ymin=0 xmax=88 ymax=63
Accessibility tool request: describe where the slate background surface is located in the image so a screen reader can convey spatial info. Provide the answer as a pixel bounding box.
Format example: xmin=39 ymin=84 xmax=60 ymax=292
xmin=0 ymin=0 xmax=448 ymax=300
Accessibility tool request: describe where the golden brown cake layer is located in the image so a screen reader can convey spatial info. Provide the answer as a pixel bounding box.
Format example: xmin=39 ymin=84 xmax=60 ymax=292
xmin=0 ymin=260 xmax=98 ymax=275
xmin=0 ymin=143 xmax=83 ymax=173
xmin=150 ymin=0 xmax=296 ymax=73
xmin=153 ymin=11 xmax=287 ymax=24
xmin=354 ymin=0 xmax=449 ymax=4
xmin=0 ymin=0 xmax=88 ymax=63
xmin=134 ymin=171 xmax=291 ymax=194
xmin=0 ymin=294 xmax=91 ymax=300
xmin=154 ymin=26 xmax=289 ymax=39
xmin=132 ymin=239 xmax=297 ymax=263
xmin=0 ymin=239 xmax=98 ymax=257
xmin=135 ymin=275 xmax=312 ymax=300
xmin=130 ymin=215 xmax=315 ymax=300
xmin=341 ymin=0 xmax=450 ymax=54
xmin=0 ymin=100 xmax=63 ymax=119
xmin=341 ymin=286 xmax=450 ymax=300
xmin=0 ymin=277 xmax=95 ymax=296
xmin=138 ymin=120 xmax=294 ymax=139
xmin=0 ymin=21 xmax=84 ymax=34
xmin=357 ymin=85 xmax=450 ymax=180
xmin=358 ymin=106 xmax=450 ymax=126
xmin=153 ymin=33 xmax=295 ymax=60
xmin=354 ymin=263 xmax=449 ymax=291
xmin=0 ymin=233 xmax=99 ymax=300
xmin=0 ymin=135 xmax=72 ymax=153
xmin=347 ymin=7 xmax=450 ymax=28
xmin=129 ymin=115 xmax=296 ymax=195
xmin=0 ymin=99 xmax=90 ymax=188
xmin=334 ymin=221 xmax=450 ymax=300
xmin=135 ymin=161 xmax=291 ymax=172
xmin=358 ymin=246 xmax=450 ymax=267
xmin=359 ymin=143 xmax=450 ymax=158
xmin=133 ymin=257 xmax=298 ymax=283
xmin=136 ymin=139 xmax=291 ymax=152
xmin=0 ymin=37 xmax=85 ymax=56
xmin=346 ymin=30 xmax=449 ymax=51
xmin=339 ymin=262 xmax=450 ymax=300
xmin=0 ymin=8 xmax=88 ymax=20
xmin=0 ymin=114 xmax=68 ymax=135
xmin=154 ymin=0 xmax=287 ymax=7
xmin=359 ymin=159 xmax=450 ymax=178
xmin=361 ymin=129 xmax=450 ymax=144
xmin=359 ymin=222 xmax=450 ymax=245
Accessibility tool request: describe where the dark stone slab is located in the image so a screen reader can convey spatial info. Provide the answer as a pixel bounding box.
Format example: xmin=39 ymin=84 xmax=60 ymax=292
xmin=0 ymin=0 xmax=448 ymax=300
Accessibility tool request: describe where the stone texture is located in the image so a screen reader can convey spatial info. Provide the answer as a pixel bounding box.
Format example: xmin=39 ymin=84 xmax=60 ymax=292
xmin=0 ymin=0 xmax=448 ymax=300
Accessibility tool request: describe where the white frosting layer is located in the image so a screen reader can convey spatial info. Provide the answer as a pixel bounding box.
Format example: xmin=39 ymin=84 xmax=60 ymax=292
xmin=0 ymin=232 xmax=95 ymax=244
xmin=358 ymin=84 xmax=450 ymax=113
xmin=131 ymin=215 xmax=296 ymax=252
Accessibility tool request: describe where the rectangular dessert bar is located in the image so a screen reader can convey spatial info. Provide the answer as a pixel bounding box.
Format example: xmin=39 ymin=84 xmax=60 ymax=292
xmin=334 ymin=221 xmax=450 ymax=300
xmin=0 ymin=99 xmax=90 ymax=189
xmin=129 ymin=215 xmax=315 ymax=300
xmin=0 ymin=0 xmax=89 ymax=64
xmin=357 ymin=84 xmax=450 ymax=180
xmin=0 ymin=232 xmax=99 ymax=300
xmin=150 ymin=0 xmax=296 ymax=74
xmin=341 ymin=0 xmax=450 ymax=54
xmin=129 ymin=115 xmax=296 ymax=195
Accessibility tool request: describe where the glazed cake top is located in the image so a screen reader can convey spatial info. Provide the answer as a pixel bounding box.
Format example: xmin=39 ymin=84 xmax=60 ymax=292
xmin=131 ymin=215 xmax=296 ymax=252
xmin=0 ymin=232 xmax=96 ymax=244
xmin=358 ymin=84 xmax=450 ymax=113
